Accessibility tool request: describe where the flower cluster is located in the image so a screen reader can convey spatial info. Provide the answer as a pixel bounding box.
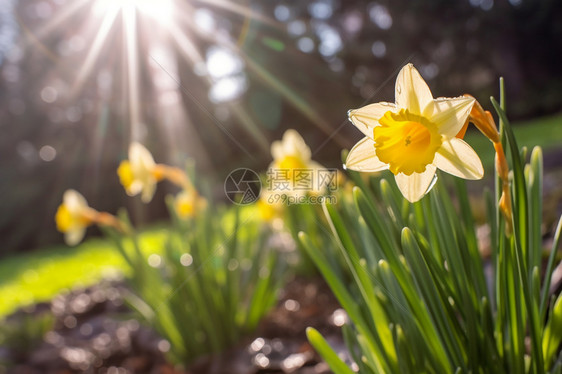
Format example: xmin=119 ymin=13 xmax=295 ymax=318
xmin=56 ymin=142 xmax=205 ymax=245
xmin=56 ymin=64 xmax=509 ymax=242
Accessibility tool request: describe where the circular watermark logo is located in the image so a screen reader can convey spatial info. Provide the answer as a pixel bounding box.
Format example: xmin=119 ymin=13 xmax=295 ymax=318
xmin=224 ymin=168 xmax=261 ymax=205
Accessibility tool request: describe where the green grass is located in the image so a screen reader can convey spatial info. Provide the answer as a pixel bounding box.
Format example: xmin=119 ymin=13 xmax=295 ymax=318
xmin=0 ymin=228 xmax=169 ymax=318
xmin=465 ymin=113 xmax=562 ymax=170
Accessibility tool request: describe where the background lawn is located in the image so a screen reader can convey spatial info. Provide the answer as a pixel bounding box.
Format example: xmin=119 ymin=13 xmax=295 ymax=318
xmin=0 ymin=228 xmax=169 ymax=318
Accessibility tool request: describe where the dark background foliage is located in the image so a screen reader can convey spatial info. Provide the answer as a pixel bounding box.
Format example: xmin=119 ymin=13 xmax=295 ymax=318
xmin=0 ymin=0 xmax=561 ymax=255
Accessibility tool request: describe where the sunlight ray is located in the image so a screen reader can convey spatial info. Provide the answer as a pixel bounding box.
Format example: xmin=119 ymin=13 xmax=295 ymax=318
xmin=146 ymin=43 xmax=212 ymax=169
xmin=71 ymin=7 xmax=120 ymax=96
xmin=168 ymin=23 xmax=205 ymax=67
xmin=90 ymin=102 xmax=111 ymax=195
xmin=123 ymin=4 xmax=142 ymax=140
xmin=23 ymin=0 xmax=89 ymax=44
xmin=240 ymin=47 xmax=348 ymax=148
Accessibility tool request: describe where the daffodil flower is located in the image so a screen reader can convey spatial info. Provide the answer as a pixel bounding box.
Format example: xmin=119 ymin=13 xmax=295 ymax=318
xmin=118 ymin=142 xmax=163 ymax=203
xmin=55 ymin=190 xmax=98 ymax=246
xmin=345 ymin=63 xmax=484 ymax=202
xmin=271 ymin=129 xmax=314 ymax=171
xmin=56 ymin=190 xmax=125 ymax=246
xmin=174 ymin=188 xmax=207 ymax=220
xmin=269 ymin=129 xmax=330 ymax=196
xmin=118 ymin=142 xmax=193 ymax=203
xmin=257 ymin=189 xmax=283 ymax=220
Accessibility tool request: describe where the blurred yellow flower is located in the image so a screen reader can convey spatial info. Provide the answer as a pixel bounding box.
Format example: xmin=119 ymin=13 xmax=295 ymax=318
xmin=345 ymin=63 xmax=483 ymax=202
xmin=269 ymin=129 xmax=331 ymax=196
xmin=257 ymin=198 xmax=277 ymax=222
xmin=56 ymin=190 xmax=125 ymax=246
xmin=55 ymin=189 xmax=97 ymax=246
xmin=174 ymin=189 xmax=207 ymax=219
xmin=257 ymin=190 xmax=283 ymax=221
xmin=118 ymin=142 xmax=163 ymax=203
xmin=118 ymin=142 xmax=195 ymax=204
xmin=271 ymin=129 xmax=316 ymax=174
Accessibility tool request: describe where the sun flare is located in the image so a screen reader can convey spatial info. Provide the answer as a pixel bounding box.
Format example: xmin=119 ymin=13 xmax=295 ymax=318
xmin=94 ymin=0 xmax=174 ymax=23
xmin=21 ymin=0 xmax=307 ymax=169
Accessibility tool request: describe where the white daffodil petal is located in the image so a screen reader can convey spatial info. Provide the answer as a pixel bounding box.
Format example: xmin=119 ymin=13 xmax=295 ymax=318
xmin=64 ymin=189 xmax=88 ymax=214
xmin=395 ymin=64 xmax=433 ymax=116
xmin=434 ymin=138 xmax=484 ymax=180
xmin=345 ymin=137 xmax=388 ymax=172
xmin=65 ymin=228 xmax=86 ymax=246
xmin=126 ymin=181 xmax=144 ymax=196
xmin=394 ymin=165 xmax=437 ymax=203
xmin=141 ymin=181 xmax=157 ymax=203
xmin=348 ymin=102 xmax=396 ymax=139
xmin=130 ymin=142 xmax=156 ymax=169
xmin=430 ymin=96 xmax=475 ymax=138
xmin=282 ymin=129 xmax=311 ymax=161
xmin=271 ymin=141 xmax=284 ymax=160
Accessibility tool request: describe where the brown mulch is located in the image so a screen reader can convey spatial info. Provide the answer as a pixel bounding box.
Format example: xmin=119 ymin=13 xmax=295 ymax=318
xmin=0 ymin=276 xmax=347 ymax=374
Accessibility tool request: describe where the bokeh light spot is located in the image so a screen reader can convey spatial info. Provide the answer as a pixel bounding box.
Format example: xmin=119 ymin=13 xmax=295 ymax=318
xmin=274 ymin=5 xmax=291 ymax=22
xmin=371 ymin=40 xmax=386 ymax=58
xmin=180 ymin=253 xmax=193 ymax=267
xmin=369 ymin=4 xmax=392 ymax=30
xmin=147 ymin=254 xmax=162 ymax=268
xmin=209 ymin=76 xmax=247 ymax=103
xmin=287 ymin=20 xmax=306 ymax=36
xmin=194 ymin=8 xmax=215 ymax=33
xmin=297 ymin=37 xmax=314 ymax=53
xmin=39 ymin=145 xmax=57 ymax=162
xmin=206 ymin=47 xmax=244 ymax=79
xmin=308 ymin=0 xmax=333 ymax=20
xmin=41 ymin=86 xmax=58 ymax=103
